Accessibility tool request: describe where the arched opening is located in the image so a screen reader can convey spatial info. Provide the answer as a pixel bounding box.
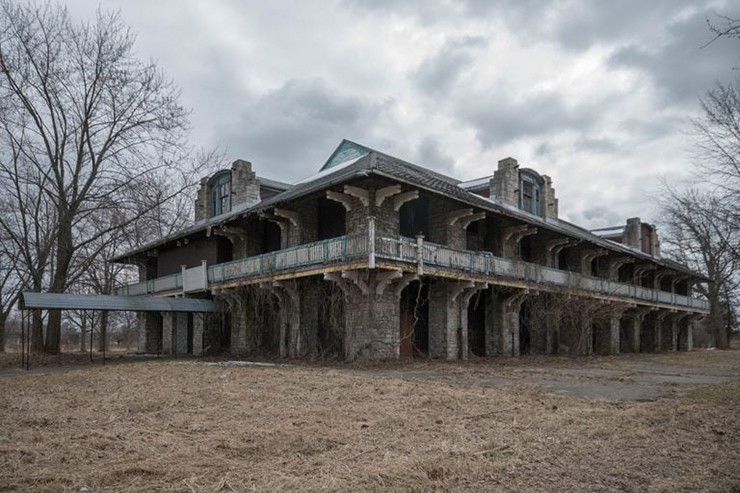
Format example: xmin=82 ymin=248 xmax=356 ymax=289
xmin=400 ymin=195 xmax=429 ymax=238
xmin=317 ymin=197 xmax=346 ymax=240
xmin=209 ymin=170 xmax=232 ymax=217
xmin=399 ymin=281 xmax=428 ymax=357
xmin=467 ymin=290 xmax=486 ymax=357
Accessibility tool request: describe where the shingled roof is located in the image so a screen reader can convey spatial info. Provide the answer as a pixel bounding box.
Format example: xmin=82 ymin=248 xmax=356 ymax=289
xmin=111 ymin=140 xmax=706 ymax=279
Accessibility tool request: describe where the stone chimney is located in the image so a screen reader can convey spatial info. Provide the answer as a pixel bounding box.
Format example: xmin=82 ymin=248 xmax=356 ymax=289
xmin=230 ymin=159 xmax=261 ymax=208
xmin=194 ymin=176 xmax=211 ymax=222
xmin=490 ymin=157 xmax=519 ymax=206
xmin=624 ymin=217 xmax=641 ymax=250
xmin=541 ymin=175 xmax=559 ymax=219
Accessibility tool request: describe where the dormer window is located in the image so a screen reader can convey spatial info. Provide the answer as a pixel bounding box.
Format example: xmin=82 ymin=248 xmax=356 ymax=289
xmin=519 ymin=171 xmax=542 ymax=216
xmin=210 ymin=171 xmax=231 ymax=216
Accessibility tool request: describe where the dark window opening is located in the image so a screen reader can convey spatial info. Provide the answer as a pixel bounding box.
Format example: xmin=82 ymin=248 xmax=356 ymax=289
xmin=317 ymin=197 xmax=346 ymax=240
xmin=262 ymin=220 xmax=282 ymax=253
xmin=468 ymin=291 xmax=486 ymax=357
xmin=519 ymin=303 xmax=531 ymax=355
xmin=519 ymin=173 xmax=542 ymax=216
xmin=466 ymin=220 xmax=484 ymax=251
xmin=217 ymin=236 xmax=233 ymax=263
xmin=520 ymin=235 xmax=534 ymax=262
xmin=210 ymin=172 xmax=232 ymax=217
xmin=400 ymin=195 xmax=429 ymax=238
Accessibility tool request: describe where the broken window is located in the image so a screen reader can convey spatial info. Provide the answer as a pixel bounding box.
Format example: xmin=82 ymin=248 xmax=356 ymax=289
xmin=210 ymin=171 xmax=231 ymax=216
xmin=519 ymin=172 xmax=542 ymax=216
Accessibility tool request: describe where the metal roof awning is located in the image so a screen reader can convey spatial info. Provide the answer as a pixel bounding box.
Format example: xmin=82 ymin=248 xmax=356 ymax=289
xmin=20 ymin=292 xmax=215 ymax=312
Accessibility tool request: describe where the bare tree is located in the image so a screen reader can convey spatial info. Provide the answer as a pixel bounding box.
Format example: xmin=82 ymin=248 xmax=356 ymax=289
xmin=704 ymin=13 xmax=740 ymax=46
xmin=0 ymin=2 xmax=205 ymax=353
xmin=659 ymin=189 xmax=738 ymax=349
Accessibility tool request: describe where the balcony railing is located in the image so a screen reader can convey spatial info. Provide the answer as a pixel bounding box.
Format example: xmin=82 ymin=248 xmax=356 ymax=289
xmin=115 ymin=232 xmax=708 ymax=312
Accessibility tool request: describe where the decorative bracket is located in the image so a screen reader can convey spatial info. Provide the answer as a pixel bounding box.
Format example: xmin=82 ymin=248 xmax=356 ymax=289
xmin=274 ymin=208 xmax=300 ymax=227
xmin=375 ymin=270 xmax=403 ymax=297
xmin=343 ymin=185 xmax=370 ymax=207
xmin=326 ymin=190 xmax=354 ymax=211
xmin=375 ymin=185 xmax=402 ymax=207
xmin=341 ymin=270 xmax=370 ymax=295
xmin=323 ymin=272 xmax=357 ymax=299
xmin=608 ymin=257 xmax=634 ymax=280
xmin=504 ymin=225 xmax=538 ymax=244
xmin=393 ymin=191 xmax=419 ymax=211
xmin=580 ymin=248 xmax=608 ymax=274
xmin=394 ymin=273 xmax=419 ymax=299
xmin=504 ymin=289 xmax=529 ymax=312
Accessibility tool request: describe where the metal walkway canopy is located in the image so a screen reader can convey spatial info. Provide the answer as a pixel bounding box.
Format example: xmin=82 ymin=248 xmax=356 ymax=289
xmin=20 ymin=292 xmax=215 ymax=313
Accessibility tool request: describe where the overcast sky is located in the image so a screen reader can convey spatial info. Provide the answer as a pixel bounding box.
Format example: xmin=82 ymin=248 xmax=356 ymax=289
xmin=64 ymin=0 xmax=739 ymax=229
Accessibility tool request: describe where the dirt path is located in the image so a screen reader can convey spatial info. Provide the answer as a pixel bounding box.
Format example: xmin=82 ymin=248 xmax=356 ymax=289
xmin=360 ymin=354 xmax=740 ymax=401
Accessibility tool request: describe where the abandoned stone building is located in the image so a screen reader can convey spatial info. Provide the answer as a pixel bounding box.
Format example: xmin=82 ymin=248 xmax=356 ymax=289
xmin=113 ymin=140 xmax=709 ymax=360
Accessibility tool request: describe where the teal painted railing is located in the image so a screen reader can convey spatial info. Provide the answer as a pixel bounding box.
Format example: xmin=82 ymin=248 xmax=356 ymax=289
xmin=114 ymin=232 xmax=708 ymax=312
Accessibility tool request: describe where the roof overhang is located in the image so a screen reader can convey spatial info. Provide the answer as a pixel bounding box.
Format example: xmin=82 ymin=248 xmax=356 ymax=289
xmin=20 ymin=293 xmax=215 ymax=312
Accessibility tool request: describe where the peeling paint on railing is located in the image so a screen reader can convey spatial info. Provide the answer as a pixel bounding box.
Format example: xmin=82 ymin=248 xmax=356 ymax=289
xmin=114 ymin=233 xmax=708 ymax=312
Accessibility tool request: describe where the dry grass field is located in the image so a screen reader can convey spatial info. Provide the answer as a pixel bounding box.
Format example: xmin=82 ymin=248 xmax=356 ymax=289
xmin=1 ymin=350 xmax=739 ymax=492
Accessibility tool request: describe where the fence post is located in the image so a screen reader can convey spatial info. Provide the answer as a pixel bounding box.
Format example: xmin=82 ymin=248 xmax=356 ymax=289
xmin=368 ymin=216 xmax=376 ymax=269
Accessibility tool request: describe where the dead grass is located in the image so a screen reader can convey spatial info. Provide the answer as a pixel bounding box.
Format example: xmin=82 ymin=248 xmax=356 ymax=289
xmin=1 ymin=356 xmax=739 ymax=492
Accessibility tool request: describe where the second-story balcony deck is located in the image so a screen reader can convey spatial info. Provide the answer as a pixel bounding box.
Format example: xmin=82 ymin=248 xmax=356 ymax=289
xmin=115 ymin=233 xmax=709 ymax=314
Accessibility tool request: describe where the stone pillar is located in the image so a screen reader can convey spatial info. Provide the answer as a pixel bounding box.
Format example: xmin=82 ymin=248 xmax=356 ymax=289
xmin=679 ymin=316 xmax=695 ymax=351
xmin=593 ymin=315 xmax=621 ymax=355
xmin=487 ymin=289 xmax=527 ymax=357
xmin=428 ymin=280 xmax=487 ymax=360
xmin=175 ymin=313 xmax=188 ymax=354
xmin=641 ymin=311 xmax=667 ymax=353
xmin=325 ymin=270 xmax=403 ymax=361
xmin=222 ymin=288 xmax=256 ymax=356
xmin=193 ymin=313 xmax=205 ymax=356
xmin=661 ymin=314 xmax=680 ymax=351
xmin=137 ymin=312 xmax=162 ymax=354
xmin=162 ymin=312 xmax=175 ymax=355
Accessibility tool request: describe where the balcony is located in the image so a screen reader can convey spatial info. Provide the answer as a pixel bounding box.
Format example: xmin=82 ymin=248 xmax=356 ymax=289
xmin=115 ymin=233 xmax=709 ymax=313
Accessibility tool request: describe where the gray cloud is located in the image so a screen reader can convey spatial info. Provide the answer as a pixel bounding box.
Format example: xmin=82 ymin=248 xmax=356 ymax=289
xmin=222 ymin=78 xmax=381 ymax=181
xmin=608 ymin=7 xmax=740 ymax=105
xmin=415 ymin=137 xmax=455 ymax=172
xmin=412 ymin=36 xmax=487 ymax=96
xmin=456 ymin=89 xmax=601 ymax=149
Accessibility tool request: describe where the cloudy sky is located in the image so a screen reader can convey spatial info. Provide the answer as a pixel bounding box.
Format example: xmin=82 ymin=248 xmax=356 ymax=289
xmin=64 ymin=0 xmax=739 ymax=229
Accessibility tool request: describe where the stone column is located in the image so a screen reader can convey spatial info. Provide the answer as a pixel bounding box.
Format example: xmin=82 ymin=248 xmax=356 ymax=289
xmin=137 ymin=312 xmax=162 ymax=354
xmin=193 ymin=313 xmax=205 ymax=356
xmin=428 ymin=280 xmax=487 ymax=360
xmin=162 ymin=312 xmax=175 ymax=355
xmin=487 ymin=289 xmax=527 ymax=357
xmin=679 ymin=316 xmax=696 ymax=351
xmin=325 ymin=270 xmax=403 ymax=361
xmin=593 ymin=315 xmax=621 ymax=355
xmin=175 ymin=313 xmax=188 ymax=354
xmin=661 ymin=314 xmax=680 ymax=351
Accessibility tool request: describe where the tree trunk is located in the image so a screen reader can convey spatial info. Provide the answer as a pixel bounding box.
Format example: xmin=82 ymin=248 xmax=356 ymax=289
xmin=79 ymin=311 xmax=86 ymax=353
xmin=45 ymin=215 xmax=74 ymax=354
xmin=708 ymin=285 xmax=729 ymax=349
xmin=0 ymin=315 xmax=5 ymax=353
xmin=31 ymin=309 xmax=44 ymax=352
xmin=98 ymin=311 xmax=108 ymax=353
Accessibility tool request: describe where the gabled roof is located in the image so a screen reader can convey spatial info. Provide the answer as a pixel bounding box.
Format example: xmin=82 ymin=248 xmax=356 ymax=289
xmin=319 ymin=139 xmax=371 ymax=171
xmin=110 ymin=140 xmax=707 ymax=279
